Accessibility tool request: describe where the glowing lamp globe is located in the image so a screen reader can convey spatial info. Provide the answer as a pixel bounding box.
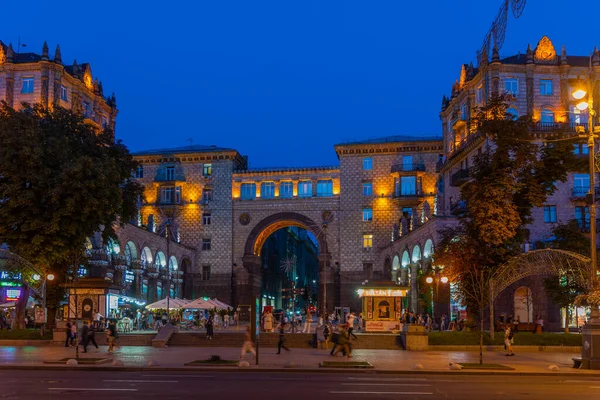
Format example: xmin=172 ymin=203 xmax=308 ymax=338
xmin=576 ymin=101 xmax=589 ymax=111
xmin=440 ymin=277 xmax=449 ymax=284
xmin=573 ymin=89 xmax=587 ymax=100
xmin=425 ymin=277 xmax=434 ymax=284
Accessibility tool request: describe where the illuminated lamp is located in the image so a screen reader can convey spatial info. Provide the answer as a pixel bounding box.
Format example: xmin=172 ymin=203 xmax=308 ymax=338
xmin=440 ymin=276 xmax=449 ymax=284
xmin=576 ymin=101 xmax=590 ymax=111
xmin=47 ymin=274 xmax=55 ymax=281
xmin=573 ymin=89 xmax=587 ymax=100
xmin=425 ymin=277 xmax=433 ymax=284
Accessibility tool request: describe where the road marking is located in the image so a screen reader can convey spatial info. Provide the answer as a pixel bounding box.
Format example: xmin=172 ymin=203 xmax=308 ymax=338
xmin=331 ymin=391 xmax=433 ymax=395
xmin=142 ymin=374 xmax=214 ymax=378
xmin=562 ymin=380 xmax=600 ymax=383
xmin=342 ymin=383 xmax=431 ymax=387
xmin=347 ymin=377 xmax=428 ymax=381
xmin=590 ymin=387 xmax=600 ymax=389
xmin=48 ymin=388 xmax=137 ymax=392
xmin=103 ymin=380 xmax=178 ymax=383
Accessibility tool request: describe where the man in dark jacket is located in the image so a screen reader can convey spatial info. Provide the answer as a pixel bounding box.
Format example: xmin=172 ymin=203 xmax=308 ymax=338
xmin=81 ymin=321 xmax=90 ymax=353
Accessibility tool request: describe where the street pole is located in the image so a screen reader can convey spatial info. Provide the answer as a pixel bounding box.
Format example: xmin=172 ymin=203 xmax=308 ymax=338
xmin=321 ymin=222 xmax=327 ymax=322
xmin=588 ymin=86 xmax=599 ymax=324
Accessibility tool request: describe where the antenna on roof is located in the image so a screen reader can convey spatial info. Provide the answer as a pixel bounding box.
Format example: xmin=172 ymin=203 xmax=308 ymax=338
xmin=186 ymin=137 xmax=193 ymax=147
xmin=16 ymin=37 xmax=26 ymax=55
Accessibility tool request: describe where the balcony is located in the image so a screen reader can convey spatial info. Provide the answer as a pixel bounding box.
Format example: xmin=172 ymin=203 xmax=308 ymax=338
xmin=570 ymin=186 xmax=600 ymax=200
xmin=391 ymin=163 xmax=426 ymax=174
xmin=532 ymin=122 xmax=588 ymax=134
xmin=392 ymin=190 xmax=426 ymax=205
xmin=450 ymin=169 xmax=470 ymax=187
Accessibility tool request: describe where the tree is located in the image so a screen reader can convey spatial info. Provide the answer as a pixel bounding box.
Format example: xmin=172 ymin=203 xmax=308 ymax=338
xmin=540 ymin=220 xmax=589 ymax=333
xmin=436 ymin=93 xmax=576 ymax=363
xmin=0 ymin=103 xmax=143 ymax=328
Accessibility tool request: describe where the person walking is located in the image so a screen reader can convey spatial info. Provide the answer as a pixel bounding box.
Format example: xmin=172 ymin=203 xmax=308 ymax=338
xmin=347 ymin=312 xmax=358 ymax=340
xmin=240 ymin=326 xmax=256 ymax=360
xmin=302 ymin=311 xmax=312 ymax=333
xmin=504 ymin=324 xmax=515 ymax=356
xmin=136 ymin=309 xmax=142 ymax=332
xmin=206 ymin=315 xmax=214 ymax=339
xmin=81 ymin=321 xmax=90 ymax=353
xmin=276 ymin=322 xmax=290 ymax=354
xmin=65 ymin=320 xmax=72 ymax=348
xmin=323 ymin=323 xmax=331 ymax=349
xmin=332 ymin=324 xmax=351 ymax=358
xmin=224 ymin=313 xmax=230 ymax=329
xmin=70 ymin=322 xmax=78 ymax=347
xmin=87 ymin=322 xmax=99 ymax=351
xmin=106 ymin=320 xmax=117 ymax=353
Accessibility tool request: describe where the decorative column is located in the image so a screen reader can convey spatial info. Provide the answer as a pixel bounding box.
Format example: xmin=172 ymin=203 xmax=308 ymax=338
xmin=318 ymin=253 xmax=334 ymax=316
xmin=238 ymin=254 xmax=261 ymax=306
xmin=409 ymin=262 xmax=420 ymax=313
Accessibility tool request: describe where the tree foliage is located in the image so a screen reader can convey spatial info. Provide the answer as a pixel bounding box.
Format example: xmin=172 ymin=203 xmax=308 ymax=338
xmin=0 ymin=103 xmax=143 ymax=326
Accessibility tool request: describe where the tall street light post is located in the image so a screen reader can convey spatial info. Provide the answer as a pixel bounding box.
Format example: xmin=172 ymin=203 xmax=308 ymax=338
xmin=573 ymin=78 xmax=600 ymax=369
xmin=425 ymin=268 xmax=448 ymax=322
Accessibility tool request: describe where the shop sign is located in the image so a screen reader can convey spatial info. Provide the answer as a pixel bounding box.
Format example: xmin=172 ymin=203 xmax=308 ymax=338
xmin=34 ymin=307 xmax=45 ymax=324
xmin=0 ymin=271 xmax=21 ymax=281
xmin=357 ymin=288 xmax=406 ymax=298
xmin=365 ymin=320 xmax=400 ymax=332
xmin=5 ymin=288 xmax=21 ymax=301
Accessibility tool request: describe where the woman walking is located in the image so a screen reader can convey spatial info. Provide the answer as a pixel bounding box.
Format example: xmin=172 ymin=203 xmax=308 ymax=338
xmin=206 ymin=315 xmax=214 ymax=339
xmin=504 ymin=324 xmax=515 ymax=356
xmin=276 ymin=322 xmax=290 ymax=354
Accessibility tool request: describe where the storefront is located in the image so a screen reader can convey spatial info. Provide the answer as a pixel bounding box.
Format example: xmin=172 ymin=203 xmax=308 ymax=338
xmin=357 ymin=284 xmax=408 ymax=332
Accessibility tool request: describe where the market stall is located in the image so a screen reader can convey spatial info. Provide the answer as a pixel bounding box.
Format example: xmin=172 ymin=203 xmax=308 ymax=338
xmin=357 ymin=283 xmax=409 ymax=332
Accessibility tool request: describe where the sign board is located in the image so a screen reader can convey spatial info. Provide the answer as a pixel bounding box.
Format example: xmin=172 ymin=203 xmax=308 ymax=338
xmin=5 ymin=288 xmax=21 ymax=301
xmin=357 ymin=288 xmax=407 ymax=298
xmin=365 ymin=320 xmax=401 ymax=332
xmin=34 ymin=307 xmax=45 ymax=324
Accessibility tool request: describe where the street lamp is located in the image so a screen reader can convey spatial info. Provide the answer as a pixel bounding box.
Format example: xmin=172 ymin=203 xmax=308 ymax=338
xmin=424 ymin=268 xmax=448 ymax=321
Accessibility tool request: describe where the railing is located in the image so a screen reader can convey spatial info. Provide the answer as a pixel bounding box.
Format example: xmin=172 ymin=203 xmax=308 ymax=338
xmin=391 ymin=163 xmax=426 ymax=173
xmin=570 ymin=186 xmax=600 ymax=198
xmin=533 ymin=122 xmax=589 ymax=132
xmin=450 ymin=169 xmax=470 ymax=187
xmin=393 ymin=190 xmax=423 ymax=198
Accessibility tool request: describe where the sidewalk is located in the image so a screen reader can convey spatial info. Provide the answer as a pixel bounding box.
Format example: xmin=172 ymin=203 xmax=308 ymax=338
xmin=0 ymin=344 xmax=597 ymax=375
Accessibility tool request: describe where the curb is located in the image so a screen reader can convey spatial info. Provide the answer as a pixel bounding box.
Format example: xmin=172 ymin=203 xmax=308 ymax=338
xmin=0 ymin=364 xmax=598 ymax=377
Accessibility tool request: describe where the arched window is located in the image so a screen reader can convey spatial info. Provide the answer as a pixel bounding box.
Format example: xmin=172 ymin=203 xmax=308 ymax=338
xmin=141 ymin=247 xmax=153 ymax=268
xmin=423 ymin=239 xmax=434 ymax=259
xmin=506 ymin=107 xmax=518 ymax=119
xmin=155 ymin=252 xmax=167 ymax=269
xmin=169 ymin=256 xmax=178 ymax=272
xmin=125 ymin=241 xmax=138 ymax=266
xmin=514 ymin=286 xmax=533 ymax=323
xmin=541 ymin=108 xmax=554 ymax=124
xmin=411 ymin=245 xmax=422 ymax=263
xmin=401 ymin=251 xmax=410 ymax=267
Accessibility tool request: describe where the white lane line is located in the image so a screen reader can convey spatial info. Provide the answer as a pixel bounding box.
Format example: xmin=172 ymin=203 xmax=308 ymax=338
xmin=103 ymin=379 xmax=178 ymax=383
xmin=331 ymin=391 xmax=433 ymax=395
xmin=142 ymin=374 xmax=214 ymax=378
xmin=562 ymin=380 xmax=600 ymax=383
xmin=590 ymin=386 xmax=600 ymax=389
xmin=347 ymin=377 xmax=428 ymax=381
xmin=49 ymin=388 xmax=137 ymax=392
xmin=342 ymin=383 xmax=431 ymax=387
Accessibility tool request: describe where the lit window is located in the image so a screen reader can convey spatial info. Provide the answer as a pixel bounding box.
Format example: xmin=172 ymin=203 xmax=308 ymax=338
xmin=261 ymin=182 xmax=275 ymax=199
xmin=317 ymin=180 xmax=333 ymax=197
xmin=363 ymin=157 xmax=373 ymax=170
xmin=202 ymin=213 xmax=211 ymax=225
xmin=280 ymin=181 xmax=293 ymax=198
xmin=60 ymin=85 xmax=68 ymax=101
xmin=202 ymin=239 xmax=211 ymax=251
xmin=21 ymin=77 xmax=34 ymax=94
xmin=165 ymin=166 xmax=175 ymax=181
xmin=402 ymin=155 xmax=413 ymax=171
xmin=160 ymin=186 xmax=181 ymax=204
xmin=241 ymin=183 xmax=256 ymax=200
xmin=543 ymin=205 xmax=557 ymax=223
xmin=541 ymin=108 xmax=554 ymax=124
xmin=574 ymin=173 xmax=590 ymax=189
xmin=202 ymin=265 xmax=211 ymax=281
xmin=363 ymin=234 xmax=373 ymax=248
xmin=203 ymin=163 xmax=212 ymax=177
xmin=505 ymin=78 xmax=518 ymax=97
xmin=363 ymin=208 xmax=373 ymax=222
xmin=476 ymin=86 xmax=483 ymax=103
xmin=135 ymin=165 xmax=144 ymax=179
xmin=575 ymin=206 xmax=590 ymax=230
xmin=298 ymin=180 xmax=312 ymax=197
xmin=540 ymin=79 xmax=553 ymax=96
xmin=399 ymin=176 xmax=417 ymax=196
xmin=574 ymin=144 xmax=589 ymax=155
xmin=363 ymin=182 xmax=372 ymax=196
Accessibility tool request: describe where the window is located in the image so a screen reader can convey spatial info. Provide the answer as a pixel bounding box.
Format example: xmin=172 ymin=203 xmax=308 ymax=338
xmin=147 ymin=214 xmax=155 ymax=233
xmin=477 ymin=86 xmax=483 ymax=103
xmin=202 ymin=188 xmax=212 ymax=203
xmin=160 ymin=186 xmax=181 ymax=204
xmin=363 ymin=263 xmax=373 ymax=280
xmin=165 ymin=166 xmax=175 ymax=181
xmin=402 ymin=155 xmax=413 ymax=171
xmin=460 ymin=104 xmax=468 ymax=120
xmin=240 ymin=183 xmax=256 ymax=200
xmin=202 ymin=213 xmax=211 ymax=225
xmin=505 ymin=78 xmax=518 ymax=96
xmin=574 ymin=173 xmax=590 ymax=189
xmin=261 ymin=182 xmax=275 ymax=199
xmin=83 ymin=101 xmax=91 ymax=117
xmin=506 ymin=108 xmax=518 ymax=119
xmin=399 ymin=176 xmax=416 ymax=196
xmin=60 ymin=85 xmax=68 ymax=101
xmin=202 ymin=239 xmax=211 ymax=251
xmin=363 ymin=157 xmax=373 ymax=170
xmin=575 ymin=206 xmax=590 ymax=230
xmin=362 ymin=208 xmax=373 ymax=222
xmin=135 ymin=165 xmax=144 ymax=179
xmin=21 ymin=77 xmax=34 ymax=94
xmin=203 ymin=163 xmax=212 ymax=177
xmin=202 ymin=265 xmax=211 ymax=281
xmin=280 ymin=181 xmax=293 ymax=198
xmin=363 ymin=234 xmax=373 ymax=249
xmin=298 ymin=180 xmax=312 ymax=197
xmin=541 ymin=108 xmax=555 ymax=124
xmin=543 ymin=205 xmax=557 ymax=223
xmin=574 ymin=143 xmax=589 ymax=155
xmin=363 ymin=182 xmax=372 ymax=196
xmin=101 ymin=115 xmax=108 ymax=128
xmin=317 ymin=180 xmax=333 ymax=197
xmin=540 ymin=79 xmax=553 ymax=96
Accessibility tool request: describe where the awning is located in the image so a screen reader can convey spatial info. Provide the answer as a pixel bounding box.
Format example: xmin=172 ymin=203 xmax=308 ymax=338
xmin=145 ymin=297 xmax=189 ymax=310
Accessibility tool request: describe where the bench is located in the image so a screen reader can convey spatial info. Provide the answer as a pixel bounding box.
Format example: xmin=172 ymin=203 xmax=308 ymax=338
xmin=572 ymin=357 xmax=582 ymax=369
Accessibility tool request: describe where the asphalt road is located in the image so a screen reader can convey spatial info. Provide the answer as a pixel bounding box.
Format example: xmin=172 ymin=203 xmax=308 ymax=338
xmin=3 ymin=370 xmax=600 ymax=399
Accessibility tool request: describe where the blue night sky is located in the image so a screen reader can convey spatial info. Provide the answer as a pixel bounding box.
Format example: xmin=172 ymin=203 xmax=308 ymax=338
xmin=5 ymin=1 xmax=600 ymax=167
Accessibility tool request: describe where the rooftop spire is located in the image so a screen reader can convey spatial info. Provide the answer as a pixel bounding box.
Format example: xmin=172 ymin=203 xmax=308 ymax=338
xmin=41 ymin=41 xmax=49 ymax=61
xmin=491 ymin=43 xmax=500 ymax=63
xmin=54 ymin=44 xmax=62 ymax=64
xmin=526 ymin=44 xmax=534 ymax=64
xmin=561 ymin=45 xmax=568 ymax=65
xmin=593 ymin=46 xmax=600 ymax=67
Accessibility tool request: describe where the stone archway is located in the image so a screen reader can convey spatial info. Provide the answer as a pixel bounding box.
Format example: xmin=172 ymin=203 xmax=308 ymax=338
xmin=489 ymin=249 xmax=590 ymax=337
xmin=240 ymin=212 xmax=332 ymax=315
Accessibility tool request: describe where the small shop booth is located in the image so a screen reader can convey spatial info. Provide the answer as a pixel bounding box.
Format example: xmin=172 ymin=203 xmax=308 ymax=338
xmin=358 ymin=283 xmax=409 ymax=332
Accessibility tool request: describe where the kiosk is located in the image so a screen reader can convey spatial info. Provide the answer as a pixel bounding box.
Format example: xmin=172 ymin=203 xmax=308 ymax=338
xmin=358 ymin=283 xmax=409 ymax=332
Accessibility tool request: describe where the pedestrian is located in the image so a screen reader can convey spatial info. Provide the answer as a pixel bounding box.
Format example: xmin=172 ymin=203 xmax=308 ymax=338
xmin=136 ymin=309 xmax=142 ymax=331
xmin=504 ymin=324 xmax=515 ymax=356
xmin=65 ymin=319 xmax=72 ymax=348
xmin=347 ymin=312 xmax=358 ymax=340
xmin=81 ymin=321 xmax=90 ymax=353
xmin=329 ymin=325 xmax=340 ymax=355
xmin=302 ymin=310 xmax=312 ymax=333
xmin=224 ymin=312 xmax=230 ymax=329
xmin=70 ymin=321 xmax=78 ymax=346
xmin=206 ymin=315 xmax=214 ymax=339
xmin=233 ymin=311 xmax=238 ymax=326
xmin=106 ymin=320 xmax=117 ymax=353
xmin=264 ymin=311 xmax=274 ymax=332
xmin=276 ymin=322 xmax=290 ymax=354
xmin=332 ymin=324 xmax=351 ymax=358
xmin=316 ymin=322 xmax=326 ymax=349
xmin=240 ymin=326 xmax=256 ymax=360
xmin=88 ymin=321 xmax=99 ymax=351
xmin=323 ymin=323 xmax=331 ymax=349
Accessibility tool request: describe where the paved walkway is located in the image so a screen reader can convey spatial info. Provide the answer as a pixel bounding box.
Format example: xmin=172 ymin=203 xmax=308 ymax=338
xmin=0 ymin=344 xmax=596 ymax=375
